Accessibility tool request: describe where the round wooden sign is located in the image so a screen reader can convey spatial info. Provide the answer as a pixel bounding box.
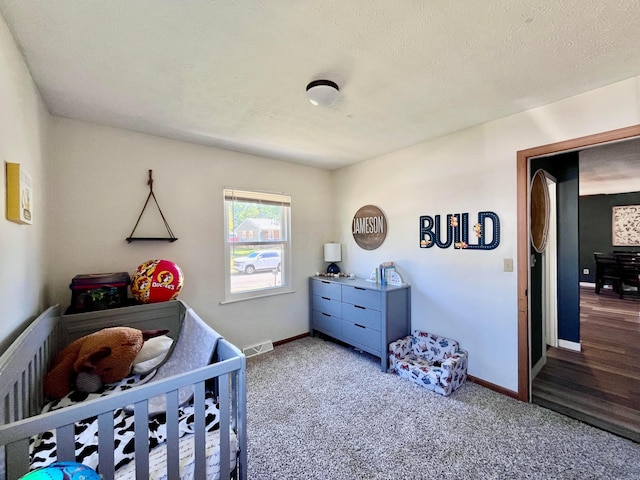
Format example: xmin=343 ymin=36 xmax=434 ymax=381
xmin=530 ymin=169 xmax=550 ymax=253
xmin=352 ymin=205 xmax=387 ymax=250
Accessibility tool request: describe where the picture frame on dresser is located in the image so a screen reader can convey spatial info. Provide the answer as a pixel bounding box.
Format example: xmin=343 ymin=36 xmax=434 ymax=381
xmin=309 ymin=276 xmax=411 ymax=371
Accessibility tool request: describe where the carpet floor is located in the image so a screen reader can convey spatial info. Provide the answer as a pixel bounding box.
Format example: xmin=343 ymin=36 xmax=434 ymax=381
xmin=246 ymin=336 xmax=640 ymax=480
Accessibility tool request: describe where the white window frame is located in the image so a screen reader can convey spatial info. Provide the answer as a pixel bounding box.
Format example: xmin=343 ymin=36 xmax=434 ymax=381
xmin=222 ymin=188 xmax=293 ymax=303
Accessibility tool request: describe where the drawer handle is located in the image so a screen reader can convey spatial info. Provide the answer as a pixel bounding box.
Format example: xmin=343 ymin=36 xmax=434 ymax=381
xmin=321 ymin=281 xmax=331 ymax=284
xmin=355 ymin=287 xmax=366 ymax=291
xmin=322 ymin=313 xmax=331 ymax=317
xmin=354 ymin=305 xmax=366 ymax=310
xmin=321 ymin=296 xmax=330 ymax=300
xmin=355 ymin=323 xmax=366 ymax=329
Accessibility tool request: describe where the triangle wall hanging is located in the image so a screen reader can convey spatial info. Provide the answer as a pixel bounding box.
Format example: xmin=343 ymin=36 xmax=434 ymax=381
xmin=126 ymin=169 xmax=178 ymax=243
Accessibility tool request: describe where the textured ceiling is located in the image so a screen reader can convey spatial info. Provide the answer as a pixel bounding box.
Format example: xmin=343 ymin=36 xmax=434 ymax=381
xmin=2 ymin=1 xmax=640 ymax=171
xmin=579 ymin=138 xmax=640 ymax=196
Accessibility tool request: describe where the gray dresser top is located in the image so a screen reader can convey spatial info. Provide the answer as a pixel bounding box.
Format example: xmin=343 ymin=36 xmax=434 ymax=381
xmin=311 ymin=275 xmax=409 ymax=291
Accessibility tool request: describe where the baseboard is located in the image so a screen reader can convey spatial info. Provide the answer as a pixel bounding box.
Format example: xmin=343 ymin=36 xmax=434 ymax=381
xmin=467 ymin=375 xmax=520 ymax=400
xmin=558 ymin=339 xmax=581 ymax=352
xmin=273 ymin=332 xmax=309 ymax=347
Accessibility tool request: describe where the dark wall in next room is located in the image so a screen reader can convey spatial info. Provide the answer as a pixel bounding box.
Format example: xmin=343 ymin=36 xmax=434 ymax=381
xmin=530 ymin=152 xmax=579 ymax=362
xmin=579 ymin=191 xmax=640 ymax=283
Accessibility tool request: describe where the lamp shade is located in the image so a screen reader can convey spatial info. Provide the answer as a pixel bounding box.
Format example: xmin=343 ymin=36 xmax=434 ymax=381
xmin=324 ymin=243 xmax=342 ymax=262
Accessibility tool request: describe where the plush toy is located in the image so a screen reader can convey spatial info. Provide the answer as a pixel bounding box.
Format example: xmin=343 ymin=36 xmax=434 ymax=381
xmin=44 ymin=326 xmax=169 ymax=399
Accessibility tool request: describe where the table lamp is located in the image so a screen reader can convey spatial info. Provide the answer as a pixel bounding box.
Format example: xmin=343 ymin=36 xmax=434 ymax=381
xmin=324 ymin=243 xmax=342 ymax=274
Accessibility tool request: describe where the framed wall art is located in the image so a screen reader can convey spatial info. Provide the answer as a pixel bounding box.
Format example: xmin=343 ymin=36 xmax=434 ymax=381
xmin=612 ymin=205 xmax=640 ymax=246
xmin=5 ymin=162 xmax=33 ymax=225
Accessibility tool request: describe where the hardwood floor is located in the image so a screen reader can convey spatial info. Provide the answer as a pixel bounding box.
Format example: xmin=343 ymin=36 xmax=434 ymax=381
xmin=531 ymin=285 xmax=640 ymax=443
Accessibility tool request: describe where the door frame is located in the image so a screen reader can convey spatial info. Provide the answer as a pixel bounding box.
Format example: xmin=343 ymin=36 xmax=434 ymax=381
xmin=544 ymin=178 xmax=558 ymax=350
xmin=516 ymin=124 xmax=640 ymax=402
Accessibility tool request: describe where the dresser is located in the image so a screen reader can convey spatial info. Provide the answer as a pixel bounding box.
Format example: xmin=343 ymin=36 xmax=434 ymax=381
xmin=309 ymin=276 xmax=411 ymax=371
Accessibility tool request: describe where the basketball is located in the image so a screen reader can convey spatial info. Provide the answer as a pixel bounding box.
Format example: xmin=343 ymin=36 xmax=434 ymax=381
xmin=131 ymin=259 xmax=184 ymax=304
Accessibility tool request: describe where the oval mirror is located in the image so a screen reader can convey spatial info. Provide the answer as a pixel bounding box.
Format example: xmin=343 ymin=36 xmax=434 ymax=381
xmin=530 ymin=169 xmax=550 ymax=253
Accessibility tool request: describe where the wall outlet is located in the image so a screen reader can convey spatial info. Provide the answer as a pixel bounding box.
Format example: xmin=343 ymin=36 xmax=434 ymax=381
xmin=504 ymin=258 xmax=514 ymax=272
xmin=583 ymin=268 xmax=589 ymax=274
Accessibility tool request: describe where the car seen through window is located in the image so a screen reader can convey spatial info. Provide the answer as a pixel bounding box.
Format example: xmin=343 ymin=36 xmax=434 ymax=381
xmin=233 ymin=250 xmax=281 ymax=275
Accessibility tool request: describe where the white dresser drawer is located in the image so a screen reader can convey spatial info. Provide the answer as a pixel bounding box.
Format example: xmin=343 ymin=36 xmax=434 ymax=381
xmin=341 ymin=285 xmax=381 ymax=310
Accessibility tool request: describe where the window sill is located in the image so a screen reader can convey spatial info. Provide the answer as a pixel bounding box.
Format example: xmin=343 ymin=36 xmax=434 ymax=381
xmin=220 ymin=289 xmax=295 ymax=305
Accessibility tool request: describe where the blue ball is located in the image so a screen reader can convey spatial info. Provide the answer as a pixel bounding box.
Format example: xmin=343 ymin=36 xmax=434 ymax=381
xmin=20 ymin=462 xmax=100 ymax=480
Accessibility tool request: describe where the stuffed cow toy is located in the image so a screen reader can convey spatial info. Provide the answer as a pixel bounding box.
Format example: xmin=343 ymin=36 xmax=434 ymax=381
xmin=44 ymin=326 xmax=168 ymax=399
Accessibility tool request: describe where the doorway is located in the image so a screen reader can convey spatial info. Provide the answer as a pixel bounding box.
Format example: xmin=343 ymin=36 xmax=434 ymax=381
xmin=516 ymin=124 xmax=640 ymax=402
xmin=530 ymin=171 xmax=558 ymax=383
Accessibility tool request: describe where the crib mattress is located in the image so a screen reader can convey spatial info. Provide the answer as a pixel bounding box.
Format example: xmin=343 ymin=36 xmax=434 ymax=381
xmin=116 ymin=428 xmax=238 ymax=480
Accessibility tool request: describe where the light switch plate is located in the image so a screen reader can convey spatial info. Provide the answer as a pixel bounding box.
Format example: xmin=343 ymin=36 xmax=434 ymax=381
xmin=504 ymin=258 xmax=514 ymax=272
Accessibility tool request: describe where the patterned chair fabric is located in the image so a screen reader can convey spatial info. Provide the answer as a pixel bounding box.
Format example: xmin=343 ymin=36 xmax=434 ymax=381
xmin=388 ymin=330 xmax=468 ymax=396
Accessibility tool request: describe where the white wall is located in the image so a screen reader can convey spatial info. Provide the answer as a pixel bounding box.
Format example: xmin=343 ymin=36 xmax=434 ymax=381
xmin=0 ymin=14 xmax=51 ymax=352
xmin=47 ymin=117 xmax=334 ymax=349
xmin=334 ymin=76 xmax=640 ymax=392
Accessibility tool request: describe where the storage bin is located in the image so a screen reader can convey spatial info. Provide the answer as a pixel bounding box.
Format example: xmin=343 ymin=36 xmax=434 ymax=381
xmin=69 ymin=272 xmax=131 ymax=313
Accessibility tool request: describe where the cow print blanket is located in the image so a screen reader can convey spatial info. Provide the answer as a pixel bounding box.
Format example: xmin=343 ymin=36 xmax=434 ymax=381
xmin=29 ymin=371 xmax=221 ymax=474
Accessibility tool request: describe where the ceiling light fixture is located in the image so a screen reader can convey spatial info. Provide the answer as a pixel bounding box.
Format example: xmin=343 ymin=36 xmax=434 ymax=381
xmin=306 ymin=79 xmax=340 ymax=107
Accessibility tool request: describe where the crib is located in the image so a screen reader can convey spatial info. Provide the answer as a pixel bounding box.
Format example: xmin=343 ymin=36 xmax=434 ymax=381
xmin=0 ymin=300 xmax=246 ymax=480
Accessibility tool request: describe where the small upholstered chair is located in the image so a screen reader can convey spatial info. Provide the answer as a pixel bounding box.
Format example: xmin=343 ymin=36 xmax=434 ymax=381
xmin=389 ymin=330 xmax=467 ymax=396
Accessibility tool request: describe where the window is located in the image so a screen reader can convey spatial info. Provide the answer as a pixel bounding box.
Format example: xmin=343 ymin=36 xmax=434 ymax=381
xmin=223 ymin=188 xmax=292 ymax=302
